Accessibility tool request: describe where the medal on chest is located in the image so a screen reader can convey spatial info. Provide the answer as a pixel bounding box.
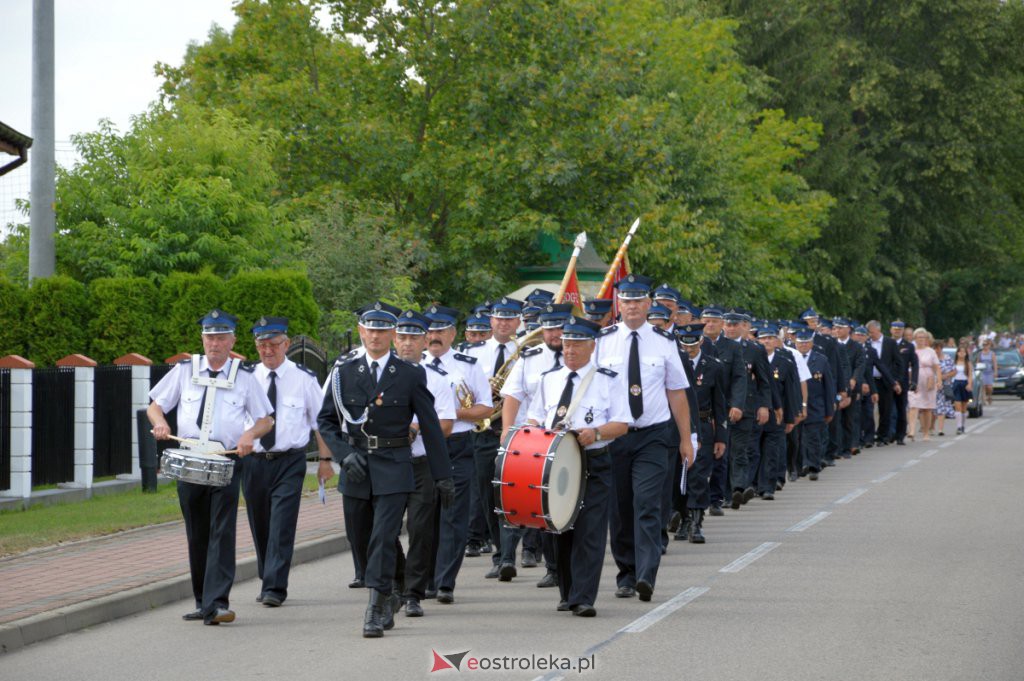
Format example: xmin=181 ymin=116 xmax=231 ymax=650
xmin=773 ymin=368 xmax=780 ymax=380
xmin=375 ymin=392 xmax=384 ymax=406
xmin=813 ymin=371 xmax=823 ymax=381
xmin=696 ymin=374 xmax=703 ymax=386
xmin=630 ymin=384 xmax=642 ymax=397
xmin=584 ymin=408 xmax=594 ymax=424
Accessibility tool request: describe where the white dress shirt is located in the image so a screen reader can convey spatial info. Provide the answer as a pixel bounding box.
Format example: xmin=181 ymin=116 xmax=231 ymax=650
xmin=412 ymin=362 xmax=458 ymax=457
xmin=247 ymin=358 xmax=323 ymax=452
xmin=500 ymin=344 xmax=562 ymax=425
xmin=782 ymin=344 xmax=812 ymax=381
xmin=149 ymin=356 xmax=272 ymax=448
xmin=594 ymin=322 xmax=690 ymax=428
xmin=466 ymin=337 xmax=519 ymax=379
xmin=527 ymin=361 xmax=631 ymax=450
xmin=870 ymin=337 xmax=883 ymax=378
xmin=428 ymin=347 xmax=493 ymax=434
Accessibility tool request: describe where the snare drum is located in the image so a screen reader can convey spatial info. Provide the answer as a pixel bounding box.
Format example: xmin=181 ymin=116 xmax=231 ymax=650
xmin=160 ymin=448 xmax=234 ymax=487
xmin=493 ymin=426 xmax=586 ymax=533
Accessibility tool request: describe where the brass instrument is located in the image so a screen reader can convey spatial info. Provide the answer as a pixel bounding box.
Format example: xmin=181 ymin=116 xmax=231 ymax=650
xmin=455 ymin=380 xmax=476 ymax=410
xmin=473 ymin=333 xmax=544 ymax=433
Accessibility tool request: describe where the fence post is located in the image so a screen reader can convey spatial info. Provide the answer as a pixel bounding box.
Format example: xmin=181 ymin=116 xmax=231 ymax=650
xmin=115 ymin=353 xmax=153 ymax=479
xmin=0 ymin=356 xmax=35 ymax=499
xmin=57 ymin=354 xmax=97 ymax=489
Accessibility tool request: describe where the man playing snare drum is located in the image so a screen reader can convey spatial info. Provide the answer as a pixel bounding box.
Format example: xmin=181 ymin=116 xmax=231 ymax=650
xmin=148 ymin=309 xmax=274 ymax=626
xmin=527 ymin=317 xmax=630 ymax=617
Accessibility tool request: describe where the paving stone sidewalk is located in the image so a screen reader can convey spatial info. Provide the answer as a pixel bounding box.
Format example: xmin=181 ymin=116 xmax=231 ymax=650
xmin=0 ymin=485 xmax=347 ymax=650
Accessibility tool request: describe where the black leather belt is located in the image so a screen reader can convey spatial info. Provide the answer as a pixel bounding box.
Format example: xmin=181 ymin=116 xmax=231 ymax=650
xmin=251 ymin=448 xmax=303 ymax=460
xmin=346 ymin=434 xmax=410 ymax=450
xmin=627 ymin=420 xmax=669 ymax=433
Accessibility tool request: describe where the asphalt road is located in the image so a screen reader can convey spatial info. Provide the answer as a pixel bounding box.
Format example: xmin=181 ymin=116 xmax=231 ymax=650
xmin=5 ymin=398 xmax=1023 ymax=681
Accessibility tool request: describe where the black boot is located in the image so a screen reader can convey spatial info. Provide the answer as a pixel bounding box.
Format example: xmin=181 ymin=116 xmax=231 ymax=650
xmin=382 ymin=589 xmax=401 ymax=631
xmin=689 ymin=510 xmax=706 ymax=544
xmin=363 ymin=590 xmax=387 ymax=638
xmin=674 ymin=510 xmax=691 ymax=541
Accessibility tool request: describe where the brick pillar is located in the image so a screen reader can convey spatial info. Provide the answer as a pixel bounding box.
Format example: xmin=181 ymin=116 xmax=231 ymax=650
xmin=1 ymin=356 xmax=35 ymax=499
xmin=57 ymin=354 xmax=97 ymax=489
xmin=115 ymin=353 xmax=152 ymax=479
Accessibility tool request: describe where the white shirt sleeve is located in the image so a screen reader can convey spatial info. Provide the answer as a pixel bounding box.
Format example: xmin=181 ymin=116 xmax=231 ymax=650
xmin=148 ymin=362 xmax=184 ymax=412
xmin=466 ymin=362 xmax=494 ymax=409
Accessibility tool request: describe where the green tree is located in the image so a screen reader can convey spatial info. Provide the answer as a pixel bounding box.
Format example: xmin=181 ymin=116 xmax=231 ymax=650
xmin=154 ymin=271 xmax=225 ymax=361
xmin=25 ymin=276 xmax=90 ymax=366
xmin=0 ymin=277 xmax=27 ymax=356
xmin=87 ymin=277 xmax=160 ymax=363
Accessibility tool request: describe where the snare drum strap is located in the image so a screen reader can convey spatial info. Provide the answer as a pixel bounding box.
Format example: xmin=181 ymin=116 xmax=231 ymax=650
xmin=196 ymin=357 xmax=241 ymax=444
xmin=560 ymin=367 xmax=597 ymax=429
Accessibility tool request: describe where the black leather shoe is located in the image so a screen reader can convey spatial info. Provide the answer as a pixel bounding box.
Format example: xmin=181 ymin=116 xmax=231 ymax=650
xmin=437 ymin=589 xmax=454 ymax=604
xmin=636 ymin=580 xmax=653 ymax=602
xmin=615 ymin=586 xmax=636 ymax=598
xmin=689 ymin=510 xmax=706 ymax=544
xmin=405 ymin=599 xmax=424 ymax=617
xmin=572 ymin=604 xmax=597 ymax=617
xmin=788 ymin=471 xmax=798 ymax=482
xmin=363 ymin=592 xmax=386 ymax=638
xmin=557 ymin=600 xmax=571 ymax=612
xmin=262 ymin=593 xmax=283 ymax=607
xmin=479 ymin=542 xmax=494 ymax=554
xmin=424 ymin=589 xmax=437 ymax=599
xmin=864 ymin=442 xmax=874 ymax=449
xmin=896 ymin=439 xmax=906 ymax=446
xmin=382 ymin=592 xmax=400 ymax=630
xmin=537 ymin=572 xmax=558 ymax=588
xmin=760 ymin=492 xmax=774 ymax=501
xmin=742 ymin=487 xmax=755 ymax=504
xmin=709 ymin=503 xmax=724 ymax=517
xmin=484 ymin=564 xmax=501 ymax=579
xmin=823 ymin=459 xmax=836 ymax=467
xmin=464 ymin=543 xmax=481 ymax=558
xmin=499 ymin=563 xmax=517 ymax=581
xmin=520 ymin=551 xmax=538 ymax=568
xmin=808 ymin=471 xmax=819 ymax=481
xmin=182 ymin=608 xmax=203 ymax=621
xmin=255 ymin=593 xmax=264 ymax=603
xmin=349 ymin=577 xmax=366 ymax=589
xmin=203 ymin=608 xmax=235 ymax=625
xmin=776 ymin=480 xmax=784 ymax=491
xmin=731 ymin=490 xmax=743 ymax=510
xmin=667 ymin=510 xmax=682 ymax=533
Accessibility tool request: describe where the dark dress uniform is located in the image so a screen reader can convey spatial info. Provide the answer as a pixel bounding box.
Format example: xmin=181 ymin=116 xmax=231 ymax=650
xmin=674 ymin=324 xmax=727 ymax=543
xmin=799 ymin=345 xmax=835 ymax=475
xmin=702 ymin=319 xmax=746 ymax=512
xmin=726 ymin=311 xmax=772 ymax=505
xmin=757 ymin=340 xmax=799 ymax=495
xmin=869 ymin=333 xmax=900 ymax=444
xmin=836 ymin=329 xmax=865 ymax=456
xmin=318 ymin=309 xmax=450 ymax=636
xmin=808 ymin=325 xmax=848 ymax=465
xmin=892 ymin=327 xmax=920 ymax=444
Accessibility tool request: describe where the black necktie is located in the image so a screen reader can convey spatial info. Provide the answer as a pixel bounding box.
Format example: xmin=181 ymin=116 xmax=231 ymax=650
xmin=494 ymin=343 xmax=506 ymax=378
xmin=554 ymin=371 xmax=577 ymax=428
xmin=196 ymin=369 xmax=219 ymax=428
xmin=553 ymin=351 xmax=562 ymax=370
xmin=369 ymin=361 xmax=379 ymax=390
xmin=628 ymin=331 xmax=643 ymax=419
xmin=261 ymin=370 xmax=277 ymax=451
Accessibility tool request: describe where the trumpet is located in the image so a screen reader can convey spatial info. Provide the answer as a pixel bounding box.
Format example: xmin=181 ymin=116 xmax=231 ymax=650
xmin=455 ymin=380 xmax=476 ymax=410
xmin=472 ymin=333 xmax=544 ymax=433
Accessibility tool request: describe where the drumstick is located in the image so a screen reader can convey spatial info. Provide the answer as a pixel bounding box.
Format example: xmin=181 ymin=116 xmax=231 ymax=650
xmin=152 ymin=432 xmax=241 ymax=456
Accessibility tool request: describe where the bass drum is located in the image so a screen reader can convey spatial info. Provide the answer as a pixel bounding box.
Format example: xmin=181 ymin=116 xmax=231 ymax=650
xmin=493 ymin=426 xmax=586 ymax=533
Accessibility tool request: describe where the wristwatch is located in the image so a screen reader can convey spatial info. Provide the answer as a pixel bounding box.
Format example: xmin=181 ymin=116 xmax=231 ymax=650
xmin=594 ymin=428 xmax=602 ymax=442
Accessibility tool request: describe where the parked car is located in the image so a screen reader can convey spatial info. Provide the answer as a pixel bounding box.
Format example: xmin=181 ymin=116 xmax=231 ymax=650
xmin=972 ymin=348 xmax=1024 ymax=402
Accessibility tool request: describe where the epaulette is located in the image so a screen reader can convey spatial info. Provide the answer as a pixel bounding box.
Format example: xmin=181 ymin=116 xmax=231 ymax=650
xmin=176 ymin=357 xmax=192 ymax=364
xmin=521 ymin=346 xmax=544 ymax=358
xmin=652 ymin=326 xmax=674 ymax=341
xmin=453 ymin=353 xmax=477 ymax=364
xmin=597 ymin=367 xmax=618 ymax=378
xmin=541 ymin=365 xmax=563 ymax=375
xmin=464 ymin=340 xmax=486 ymax=348
xmin=426 ymin=362 xmax=448 ymax=376
xmin=295 ymin=363 xmax=318 ymax=378
xmin=334 ymin=349 xmax=361 ymax=366
xmin=238 ymin=362 xmax=256 ymax=373
xmin=598 ymin=324 xmax=618 ymax=337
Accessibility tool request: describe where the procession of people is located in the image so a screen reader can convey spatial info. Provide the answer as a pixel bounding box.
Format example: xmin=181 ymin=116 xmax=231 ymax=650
xmin=146 ymin=258 xmax=963 ymax=635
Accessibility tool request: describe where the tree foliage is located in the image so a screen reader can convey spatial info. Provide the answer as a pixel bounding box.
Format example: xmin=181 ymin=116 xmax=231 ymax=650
xmin=25 ymin=276 xmax=90 ymax=366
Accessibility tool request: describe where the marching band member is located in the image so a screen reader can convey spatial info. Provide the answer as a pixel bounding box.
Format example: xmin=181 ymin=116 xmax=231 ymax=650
xmin=147 ymin=309 xmax=273 ymax=626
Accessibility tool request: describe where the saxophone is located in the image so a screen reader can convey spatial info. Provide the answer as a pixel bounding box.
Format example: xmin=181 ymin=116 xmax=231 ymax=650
xmin=473 ymin=333 xmax=544 ymax=433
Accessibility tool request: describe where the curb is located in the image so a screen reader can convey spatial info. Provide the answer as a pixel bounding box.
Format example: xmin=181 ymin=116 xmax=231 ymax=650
xmin=0 ymin=531 xmax=349 ymax=655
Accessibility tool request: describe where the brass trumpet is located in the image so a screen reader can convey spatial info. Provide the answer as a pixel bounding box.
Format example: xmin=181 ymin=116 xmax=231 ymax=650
xmin=455 ymin=380 xmax=476 ymax=410
xmin=472 ymin=333 xmax=544 ymax=433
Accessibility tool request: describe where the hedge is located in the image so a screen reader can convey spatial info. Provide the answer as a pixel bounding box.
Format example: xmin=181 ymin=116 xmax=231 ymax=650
xmin=155 ymin=271 xmax=225 ymax=361
xmin=222 ymin=269 xmax=321 ymax=359
xmin=26 ymin=276 xmax=90 ymax=365
xmin=0 ymin=276 xmax=27 ymax=356
xmin=88 ymin=277 xmax=160 ymax=363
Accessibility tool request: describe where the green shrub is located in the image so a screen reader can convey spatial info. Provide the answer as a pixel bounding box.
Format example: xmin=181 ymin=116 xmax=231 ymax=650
xmin=0 ymin=277 xmax=27 ymax=357
xmin=222 ymin=270 xmax=320 ymax=359
xmin=26 ymin=276 xmax=89 ymax=365
xmin=87 ymin=277 xmax=160 ymax=363
xmin=154 ymin=271 xmax=225 ymax=361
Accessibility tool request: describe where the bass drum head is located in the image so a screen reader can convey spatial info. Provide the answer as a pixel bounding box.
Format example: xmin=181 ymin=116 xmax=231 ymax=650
xmin=544 ymin=433 xmax=585 ymax=531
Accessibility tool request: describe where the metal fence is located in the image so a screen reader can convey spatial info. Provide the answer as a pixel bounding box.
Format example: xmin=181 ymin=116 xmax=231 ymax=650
xmin=94 ymin=365 xmax=133 ymax=478
xmin=31 ymin=367 xmax=75 ymax=486
xmin=287 ymin=335 xmax=332 ymax=385
xmin=0 ymin=369 xmax=10 ymax=491
xmin=149 ymin=364 xmax=177 ymax=459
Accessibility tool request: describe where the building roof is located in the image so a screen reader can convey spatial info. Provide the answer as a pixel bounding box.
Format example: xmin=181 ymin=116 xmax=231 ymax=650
xmin=0 ymin=120 xmax=32 ymax=177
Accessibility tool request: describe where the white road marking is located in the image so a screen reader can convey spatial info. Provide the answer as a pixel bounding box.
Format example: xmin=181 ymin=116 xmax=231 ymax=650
xmin=902 ymin=459 xmax=920 ymax=468
xmin=940 ymin=442 xmax=954 ymax=448
xmin=873 ymin=472 xmax=898 ymax=483
xmin=719 ymin=542 xmax=782 ymax=573
xmin=835 ymin=488 xmax=868 ymax=504
xmin=618 ymin=586 xmax=711 ymax=633
xmin=786 ymin=512 xmax=831 ymax=533
xmin=920 ymin=449 xmax=938 ymax=458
